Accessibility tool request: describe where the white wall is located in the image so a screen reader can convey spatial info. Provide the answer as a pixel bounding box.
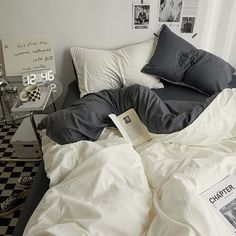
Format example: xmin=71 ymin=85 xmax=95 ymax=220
xmin=0 ymin=0 xmax=203 ymax=101
xmin=0 ymin=0 xmax=235 ymax=106
xmin=0 ymin=0 xmax=159 ymax=96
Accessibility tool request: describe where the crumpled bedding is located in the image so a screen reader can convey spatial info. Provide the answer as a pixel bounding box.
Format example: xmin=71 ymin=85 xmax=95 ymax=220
xmin=38 ymin=84 xmax=214 ymax=145
xmin=24 ymin=88 xmax=236 ymax=236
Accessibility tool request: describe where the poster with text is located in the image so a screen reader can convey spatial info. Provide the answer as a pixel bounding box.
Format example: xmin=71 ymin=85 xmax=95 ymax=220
xmin=1 ymin=36 xmax=56 ymax=77
xmin=133 ymin=2 xmax=151 ymax=29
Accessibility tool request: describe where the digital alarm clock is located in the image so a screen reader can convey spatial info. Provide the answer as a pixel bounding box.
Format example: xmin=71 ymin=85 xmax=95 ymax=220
xmin=22 ymin=70 xmax=54 ymax=86
xmin=22 ymin=70 xmax=56 ymax=91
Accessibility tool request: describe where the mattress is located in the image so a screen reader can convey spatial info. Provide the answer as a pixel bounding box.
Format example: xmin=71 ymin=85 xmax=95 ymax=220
xmin=62 ymin=75 xmax=236 ymax=106
xmin=12 ymin=75 xmax=236 ymax=236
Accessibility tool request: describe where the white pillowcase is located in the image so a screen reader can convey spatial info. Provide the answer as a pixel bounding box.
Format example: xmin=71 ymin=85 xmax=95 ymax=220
xmin=117 ymin=39 xmax=163 ymax=89
xmin=70 ymin=39 xmax=163 ymax=97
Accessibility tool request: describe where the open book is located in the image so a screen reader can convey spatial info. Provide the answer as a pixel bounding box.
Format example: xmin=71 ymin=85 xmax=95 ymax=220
xmin=109 ymin=108 xmax=151 ymax=147
xmin=200 ymin=175 xmax=236 ymax=234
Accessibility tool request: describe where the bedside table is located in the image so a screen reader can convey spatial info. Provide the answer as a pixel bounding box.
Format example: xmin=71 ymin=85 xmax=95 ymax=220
xmin=12 ymin=85 xmax=53 ymax=150
xmin=12 ymin=86 xmax=54 ymax=113
xmin=0 ymin=82 xmax=26 ymax=125
xmin=10 ymin=80 xmax=63 ymax=158
xmin=10 ymin=114 xmax=47 ymax=161
xmin=0 ymin=79 xmax=63 ymax=125
xmin=0 ymin=80 xmax=63 ymax=161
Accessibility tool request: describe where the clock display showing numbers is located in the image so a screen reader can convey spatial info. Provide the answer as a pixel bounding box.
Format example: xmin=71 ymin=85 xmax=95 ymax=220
xmin=22 ymin=70 xmax=56 ymax=91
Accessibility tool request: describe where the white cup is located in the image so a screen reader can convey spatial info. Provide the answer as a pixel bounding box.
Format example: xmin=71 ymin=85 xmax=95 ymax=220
xmin=19 ymin=85 xmax=41 ymax=102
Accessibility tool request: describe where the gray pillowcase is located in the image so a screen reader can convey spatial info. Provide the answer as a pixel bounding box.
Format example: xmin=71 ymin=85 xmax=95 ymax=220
xmin=142 ymin=24 xmax=196 ymax=82
xmin=183 ymin=49 xmax=235 ymax=95
xmin=142 ymin=24 xmax=235 ymax=95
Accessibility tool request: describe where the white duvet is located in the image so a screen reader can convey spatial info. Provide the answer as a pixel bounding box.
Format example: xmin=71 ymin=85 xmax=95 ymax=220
xmin=24 ymin=89 xmax=236 ymax=236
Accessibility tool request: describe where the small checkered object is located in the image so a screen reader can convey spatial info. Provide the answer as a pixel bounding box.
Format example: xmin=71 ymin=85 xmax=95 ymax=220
xmin=26 ymin=87 xmax=41 ymax=102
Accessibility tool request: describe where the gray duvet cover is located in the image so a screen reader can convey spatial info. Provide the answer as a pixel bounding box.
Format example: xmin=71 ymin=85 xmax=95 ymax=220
xmin=38 ymin=84 xmax=216 ymax=145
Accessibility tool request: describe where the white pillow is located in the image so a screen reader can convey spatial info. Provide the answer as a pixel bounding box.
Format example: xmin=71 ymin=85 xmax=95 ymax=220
xmin=70 ymin=47 xmax=121 ymax=97
xmin=118 ymin=39 xmax=163 ymax=89
xmin=70 ymin=39 xmax=163 ymax=97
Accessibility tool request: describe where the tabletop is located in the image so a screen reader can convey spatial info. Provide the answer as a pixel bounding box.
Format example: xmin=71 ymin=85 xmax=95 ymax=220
xmin=0 ymin=78 xmax=63 ymax=124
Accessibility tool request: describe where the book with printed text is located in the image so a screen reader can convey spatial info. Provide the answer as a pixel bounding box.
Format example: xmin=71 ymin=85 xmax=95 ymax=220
xmin=109 ymin=108 xmax=151 ymax=147
xmin=200 ymin=175 xmax=236 ymax=234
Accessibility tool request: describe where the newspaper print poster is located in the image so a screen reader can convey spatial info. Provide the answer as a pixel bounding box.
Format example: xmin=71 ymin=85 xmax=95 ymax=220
xmin=132 ymin=1 xmax=151 ymax=29
xmin=157 ymin=0 xmax=199 ymax=35
xmin=180 ymin=0 xmax=199 ymax=34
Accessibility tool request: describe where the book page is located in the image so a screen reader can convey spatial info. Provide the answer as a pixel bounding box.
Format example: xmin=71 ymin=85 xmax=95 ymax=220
xmin=109 ymin=108 xmax=151 ymax=147
xmin=109 ymin=114 xmax=132 ymax=143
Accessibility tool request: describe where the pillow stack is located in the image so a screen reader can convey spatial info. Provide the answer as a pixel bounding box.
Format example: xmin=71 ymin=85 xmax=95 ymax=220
xmin=71 ymin=39 xmax=163 ymax=97
xmin=142 ymin=25 xmax=235 ymax=95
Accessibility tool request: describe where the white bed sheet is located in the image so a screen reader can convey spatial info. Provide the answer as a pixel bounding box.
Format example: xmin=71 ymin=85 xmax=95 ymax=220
xmin=23 ymin=88 xmax=236 ymax=236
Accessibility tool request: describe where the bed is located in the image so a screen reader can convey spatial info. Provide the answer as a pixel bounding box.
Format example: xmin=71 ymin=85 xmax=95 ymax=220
xmin=13 ymin=25 xmax=236 ymax=236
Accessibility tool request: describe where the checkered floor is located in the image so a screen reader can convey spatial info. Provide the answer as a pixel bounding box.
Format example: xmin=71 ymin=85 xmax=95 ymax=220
xmin=0 ymin=124 xmax=17 ymax=160
xmin=0 ymin=124 xmax=40 ymax=236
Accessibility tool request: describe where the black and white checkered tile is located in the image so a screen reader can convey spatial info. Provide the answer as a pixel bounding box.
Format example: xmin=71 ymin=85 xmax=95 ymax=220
xmin=0 ymin=124 xmax=17 ymax=160
xmin=0 ymin=124 xmax=40 ymax=236
xmin=0 ymin=123 xmax=41 ymax=160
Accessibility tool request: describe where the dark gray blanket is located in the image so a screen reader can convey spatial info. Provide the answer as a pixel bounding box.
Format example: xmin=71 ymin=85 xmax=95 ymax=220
xmin=38 ymin=84 xmax=216 ymax=145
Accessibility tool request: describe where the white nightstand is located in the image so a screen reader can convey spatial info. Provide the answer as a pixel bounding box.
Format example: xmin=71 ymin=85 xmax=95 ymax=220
xmin=10 ymin=114 xmax=47 ymax=161
xmin=8 ymin=82 xmax=62 ymax=161
xmin=11 ymin=86 xmax=54 ymax=157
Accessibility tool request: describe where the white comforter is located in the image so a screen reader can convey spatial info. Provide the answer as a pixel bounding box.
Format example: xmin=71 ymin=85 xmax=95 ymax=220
xmin=24 ymin=89 xmax=236 ymax=236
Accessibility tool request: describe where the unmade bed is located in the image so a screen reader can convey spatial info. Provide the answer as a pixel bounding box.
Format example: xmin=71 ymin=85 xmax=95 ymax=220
xmin=13 ymin=25 xmax=236 ymax=235
xmin=13 ymin=76 xmax=236 ymax=236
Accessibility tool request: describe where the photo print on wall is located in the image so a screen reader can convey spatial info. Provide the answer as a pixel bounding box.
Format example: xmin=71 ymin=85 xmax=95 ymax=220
xmin=157 ymin=0 xmax=199 ymax=35
xmin=132 ymin=1 xmax=151 ymax=29
xmin=181 ymin=17 xmax=195 ymax=33
xmin=159 ymin=0 xmax=183 ymax=22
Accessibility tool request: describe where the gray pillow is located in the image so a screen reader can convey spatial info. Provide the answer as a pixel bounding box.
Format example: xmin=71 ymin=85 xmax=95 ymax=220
xmin=142 ymin=24 xmax=235 ymax=95
xmin=142 ymin=24 xmax=196 ymax=82
xmin=183 ymin=49 xmax=235 ymax=95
